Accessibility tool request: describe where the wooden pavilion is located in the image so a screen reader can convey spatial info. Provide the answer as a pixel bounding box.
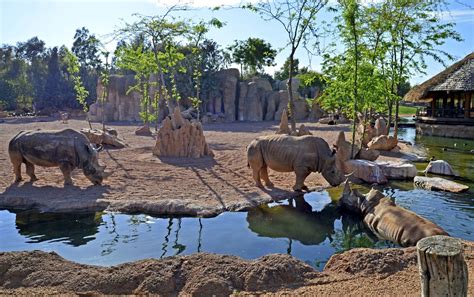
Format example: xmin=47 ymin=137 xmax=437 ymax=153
xmin=404 ymin=52 xmax=474 ymax=139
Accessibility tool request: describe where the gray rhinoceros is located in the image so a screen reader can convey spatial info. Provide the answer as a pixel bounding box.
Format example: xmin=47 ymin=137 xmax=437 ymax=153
xmin=8 ymin=129 xmax=111 ymax=185
xmin=339 ymin=180 xmax=449 ymax=247
xmin=247 ymin=134 xmax=345 ymax=191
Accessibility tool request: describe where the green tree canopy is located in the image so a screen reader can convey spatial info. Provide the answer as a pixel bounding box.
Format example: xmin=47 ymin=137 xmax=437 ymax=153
xmin=227 ymin=37 xmax=277 ymax=78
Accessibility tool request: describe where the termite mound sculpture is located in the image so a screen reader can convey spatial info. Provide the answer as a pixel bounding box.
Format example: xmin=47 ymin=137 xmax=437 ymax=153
xmin=153 ymin=107 xmax=213 ymax=158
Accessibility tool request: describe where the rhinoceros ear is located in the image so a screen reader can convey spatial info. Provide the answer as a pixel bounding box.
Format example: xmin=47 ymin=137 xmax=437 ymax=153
xmin=342 ymin=179 xmax=351 ymax=196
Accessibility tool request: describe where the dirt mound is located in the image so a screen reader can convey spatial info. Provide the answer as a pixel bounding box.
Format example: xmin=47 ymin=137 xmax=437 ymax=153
xmin=0 ymin=251 xmax=318 ymax=295
xmin=324 ymin=247 xmax=417 ymax=278
xmin=2 ymin=241 xmax=474 ymax=295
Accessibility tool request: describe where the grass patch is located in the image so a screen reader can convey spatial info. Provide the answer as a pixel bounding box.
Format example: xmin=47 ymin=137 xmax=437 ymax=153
xmin=394 ymin=105 xmax=417 ymax=115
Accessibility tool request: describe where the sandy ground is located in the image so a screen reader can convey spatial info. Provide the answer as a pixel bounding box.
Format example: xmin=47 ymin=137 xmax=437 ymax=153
xmin=0 ymin=118 xmax=354 ymax=217
xmin=0 ymin=241 xmax=472 ymax=296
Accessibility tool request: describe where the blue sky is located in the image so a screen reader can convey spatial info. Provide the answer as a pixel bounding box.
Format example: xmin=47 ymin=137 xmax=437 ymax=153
xmin=1 ymin=0 xmax=473 ymax=84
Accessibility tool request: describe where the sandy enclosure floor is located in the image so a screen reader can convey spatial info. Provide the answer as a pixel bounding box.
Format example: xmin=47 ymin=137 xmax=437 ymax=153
xmin=0 ymin=118 xmax=353 ymax=216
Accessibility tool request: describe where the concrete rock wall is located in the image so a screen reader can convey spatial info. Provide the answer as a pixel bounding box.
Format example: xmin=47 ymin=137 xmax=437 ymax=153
xmin=89 ymin=69 xmax=313 ymax=123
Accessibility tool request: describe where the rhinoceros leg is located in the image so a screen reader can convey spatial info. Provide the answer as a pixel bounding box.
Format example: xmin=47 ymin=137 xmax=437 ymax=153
xmin=259 ymin=166 xmax=274 ymax=187
xmin=293 ymin=167 xmax=310 ymax=192
xmin=25 ymin=161 xmax=38 ymax=182
xmin=9 ymin=152 xmax=23 ymax=183
xmin=252 ymin=167 xmax=264 ymax=188
xmin=59 ymin=162 xmax=74 ymax=185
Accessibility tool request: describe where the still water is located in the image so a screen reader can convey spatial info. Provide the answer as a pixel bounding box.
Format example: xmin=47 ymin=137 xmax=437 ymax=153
xmin=0 ymin=128 xmax=473 ymax=270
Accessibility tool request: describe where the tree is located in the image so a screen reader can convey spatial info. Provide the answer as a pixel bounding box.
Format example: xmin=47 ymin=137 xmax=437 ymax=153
xmin=64 ymin=49 xmax=89 ymax=114
xmin=320 ymin=0 xmax=461 ymax=149
xmin=115 ymin=44 xmax=158 ymax=125
xmin=72 ymin=27 xmax=103 ymax=105
xmin=274 ymin=57 xmax=299 ymax=81
xmin=381 ymin=0 xmax=462 ymax=135
xmin=245 ymin=0 xmax=328 ymax=132
xmin=227 ymin=37 xmax=276 ymax=78
xmin=41 ymin=47 xmax=64 ymax=110
xmin=72 ymin=27 xmax=102 ymax=69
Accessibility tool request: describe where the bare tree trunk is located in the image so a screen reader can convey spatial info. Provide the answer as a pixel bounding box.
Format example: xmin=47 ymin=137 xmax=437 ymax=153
xmin=287 ymin=51 xmax=297 ymax=133
xmin=417 ymin=235 xmax=468 ymax=297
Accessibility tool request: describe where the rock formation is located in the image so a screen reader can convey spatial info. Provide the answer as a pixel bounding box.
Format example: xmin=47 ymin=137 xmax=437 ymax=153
xmin=414 ymin=176 xmax=469 ymax=193
xmin=275 ymin=109 xmax=312 ymax=136
xmin=424 ymin=160 xmax=457 ymax=176
xmin=344 ymin=159 xmax=388 ymax=184
xmin=135 ymin=124 xmax=152 ymax=136
xmin=89 ymin=70 xmax=313 ymax=124
xmin=80 ymin=128 xmax=127 ymax=149
xmin=275 ymin=109 xmax=292 ymax=135
xmin=357 ymin=122 xmax=377 ymax=147
xmin=376 ymin=161 xmax=417 ymax=180
xmin=358 ymin=148 xmax=380 ymax=161
xmin=374 ymin=117 xmax=387 ymax=136
xmin=367 ymin=135 xmax=398 ymax=151
xmin=153 ymin=108 xmax=213 ymax=158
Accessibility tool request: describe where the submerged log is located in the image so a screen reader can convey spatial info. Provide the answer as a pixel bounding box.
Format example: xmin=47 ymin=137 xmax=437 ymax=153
xmin=417 ymin=235 xmax=468 ymax=297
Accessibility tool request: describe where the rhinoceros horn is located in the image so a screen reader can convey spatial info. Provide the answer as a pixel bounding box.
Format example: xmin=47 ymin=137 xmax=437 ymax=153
xmin=92 ymin=144 xmax=104 ymax=153
xmin=101 ymin=170 xmax=112 ymax=179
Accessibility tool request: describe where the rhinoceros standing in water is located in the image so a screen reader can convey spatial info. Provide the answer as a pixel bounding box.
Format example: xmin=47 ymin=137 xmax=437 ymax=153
xmin=339 ymin=180 xmax=449 ymax=247
xmin=247 ymin=135 xmax=345 ymax=191
xmin=8 ymin=129 xmax=111 ymax=185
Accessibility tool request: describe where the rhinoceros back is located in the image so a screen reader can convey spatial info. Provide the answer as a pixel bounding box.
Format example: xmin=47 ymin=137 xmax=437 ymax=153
xmin=252 ymin=135 xmax=332 ymax=173
xmin=8 ymin=129 xmax=91 ymax=168
xmin=364 ymin=197 xmax=449 ymax=247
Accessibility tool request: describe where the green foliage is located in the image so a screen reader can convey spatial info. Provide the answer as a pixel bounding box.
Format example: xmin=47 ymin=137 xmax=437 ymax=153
xmin=227 ymin=37 xmax=276 ymax=78
xmin=319 ymin=0 xmax=461 ymax=134
xmin=274 ymin=57 xmax=299 ymax=81
xmin=64 ymin=49 xmax=89 ymax=112
xmin=246 ymin=0 xmax=328 ymax=131
xmin=115 ymin=44 xmax=157 ymax=123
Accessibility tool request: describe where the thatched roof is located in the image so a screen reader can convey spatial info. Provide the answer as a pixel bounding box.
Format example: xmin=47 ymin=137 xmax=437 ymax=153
xmin=404 ymin=52 xmax=474 ymax=102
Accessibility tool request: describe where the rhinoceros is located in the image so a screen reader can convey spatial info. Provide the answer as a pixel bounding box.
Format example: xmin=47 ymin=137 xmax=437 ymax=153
xmin=8 ymin=129 xmax=111 ymax=185
xmin=339 ymin=180 xmax=449 ymax=247
xmin=247 ymin=135 xmax=345 ymax=191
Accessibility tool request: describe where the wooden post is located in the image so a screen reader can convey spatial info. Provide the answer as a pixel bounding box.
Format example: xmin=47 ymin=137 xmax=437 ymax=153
xmin=417 ymin=235 xmax=468 ymax=297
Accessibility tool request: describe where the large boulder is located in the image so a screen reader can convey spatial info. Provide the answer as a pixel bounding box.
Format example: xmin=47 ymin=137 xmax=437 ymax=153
xmin=216 ymin=69 xmax=239 ymax=122
xmin=335 ymin=131 xmax=356 ymax=171
xmin=358 ymin=148 xmax=380 ymax=161
xmin=274 ymin=91 xmax=289 ymax=121
xmin=376 ymin=161 xmax=417 ymax=180
xmin=153 ymin=108 xmax=213 ymax=158
xmin=293 ymin=98 xmax=309 ymax=120
xmin=367 ymin=135 xmax=398 ymax=151
xmin=424 ymin=160 xmax=457 ymax=176
xmin=414 ymin=176 xmax=469 ymax=193
xmin=344 ymin=160 xmax=388 ymax=184
xmin=374 ymin=117 xmax=387 ymax=136
xmin=309 ymin=102 xmax=325 ymax=122
xmin=80 ymin=128 xmax=127 ymax=149
xmin=357 ymin=122 xmax=376 ymax=147
xmin=242 ymin=81 xmax=265 ymax=121
xmin=89 ymin=75 xmax=145 ymax=122
xmin=264 ymin=91 xmax=280 ymax=121
xmin=275 ymin=109 xmax=292 ymax=135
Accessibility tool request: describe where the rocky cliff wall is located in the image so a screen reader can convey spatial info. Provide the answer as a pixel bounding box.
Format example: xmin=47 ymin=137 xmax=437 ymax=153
xmin=89 ymin=69 xmax=314 ymax=123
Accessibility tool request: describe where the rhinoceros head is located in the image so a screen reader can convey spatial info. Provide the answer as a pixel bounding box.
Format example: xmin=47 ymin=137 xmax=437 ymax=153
xmin=339 ymin=179 xmax=365 ymax=213
xmin=321 ymin=150 xmax=345 ymax=186
xmin=81 ymin=144 xmax=112 ymax=185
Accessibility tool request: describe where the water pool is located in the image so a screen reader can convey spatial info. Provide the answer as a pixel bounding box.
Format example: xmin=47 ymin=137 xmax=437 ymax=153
xmin=0 ymin=128 xmax=473 ymax=270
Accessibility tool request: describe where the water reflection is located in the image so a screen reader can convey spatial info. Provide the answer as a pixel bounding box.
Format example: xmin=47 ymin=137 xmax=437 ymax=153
xmin=247 ymin=196 xmax=340 ymax=245
xmin=14 ymin=210 xmax=102 ymax=246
